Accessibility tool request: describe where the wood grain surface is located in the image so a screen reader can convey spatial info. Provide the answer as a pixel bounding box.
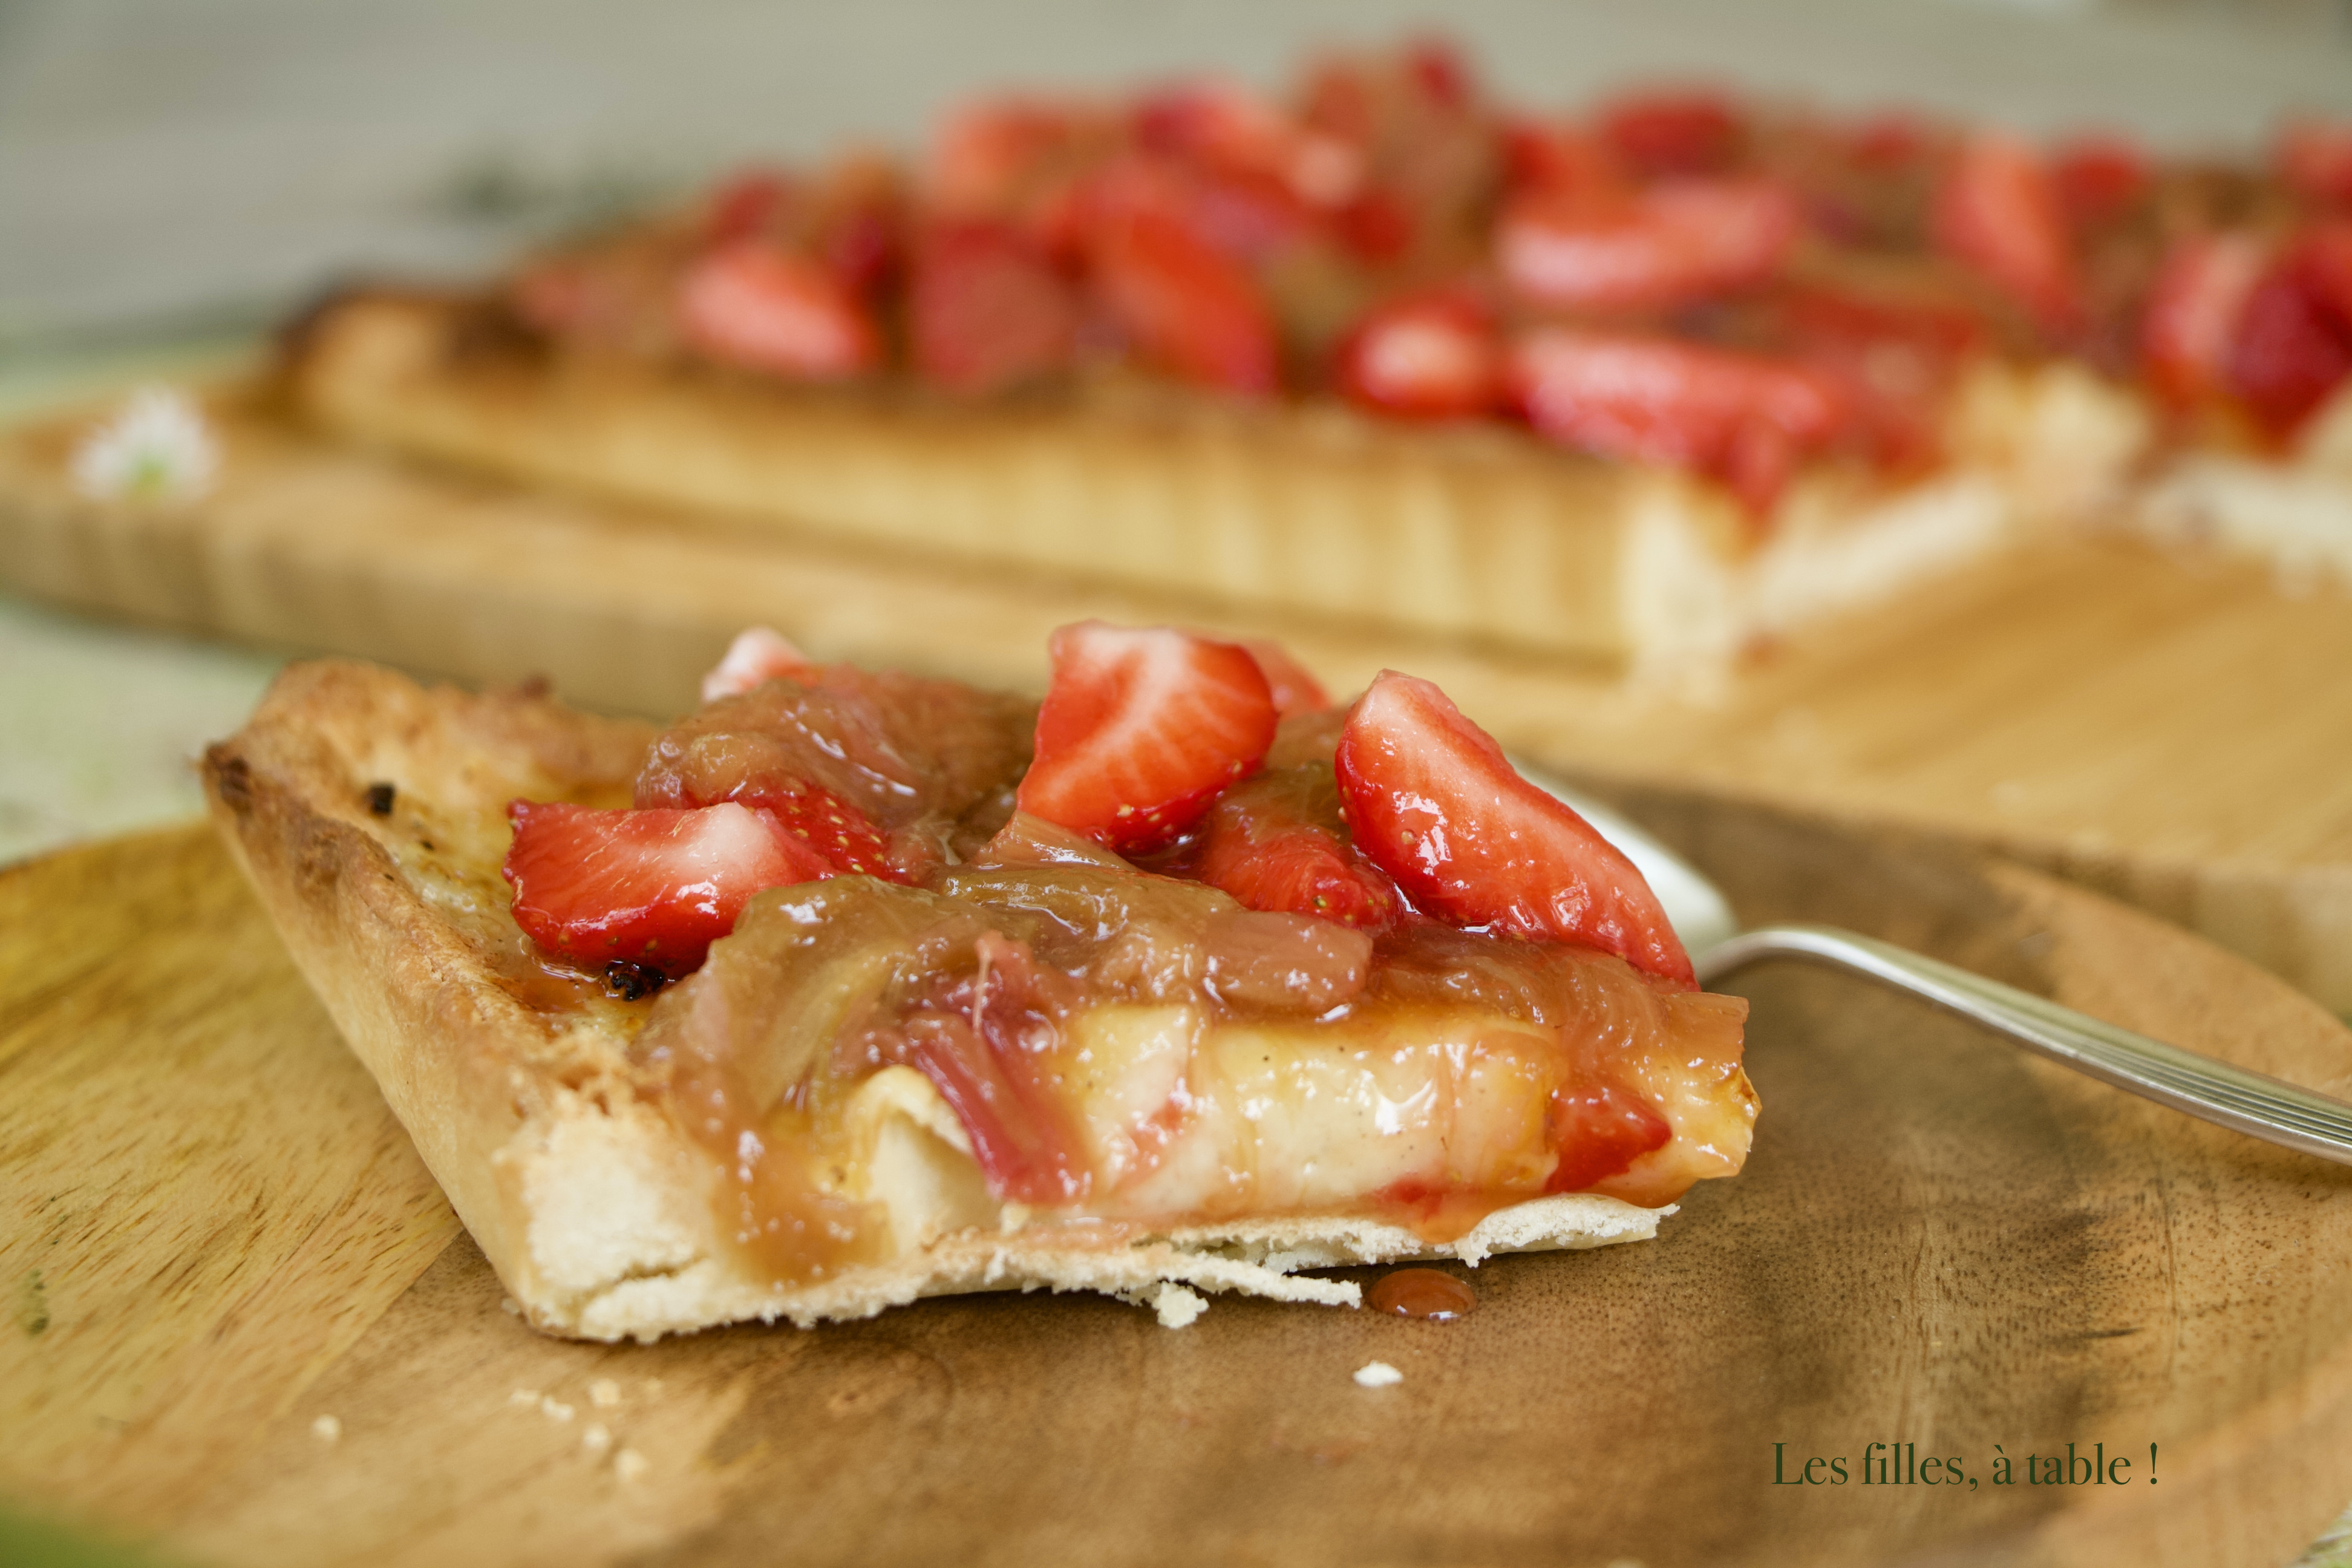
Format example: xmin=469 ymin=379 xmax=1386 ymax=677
xmin=2 ymin=388 xmax=2351 ymax=1022
xmin=4 ymin=809 xmax=2352 ymax=1568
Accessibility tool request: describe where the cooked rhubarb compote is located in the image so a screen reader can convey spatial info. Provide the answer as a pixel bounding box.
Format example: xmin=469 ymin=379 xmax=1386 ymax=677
xmin=503 ymin=622 xmax=1753 ymax=1283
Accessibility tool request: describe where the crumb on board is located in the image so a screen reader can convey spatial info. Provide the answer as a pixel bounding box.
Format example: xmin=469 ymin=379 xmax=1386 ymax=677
xmin=589 ymin=1377 xmax=621 ymax=1408
xmin=509 ymin=1388 xmax=540 ymax=1408
xmin=582 ymin=1423 xmax=612 ymax=1455
xmin=311 ymin=1415 xmax=341 ymax=1442
xmin=541 ymin=1396 xmax=575 ymax=1422
xmin=615 ymin=1448 xmax=650 ymax=1483
xmin=1353 ymin=1361 xmax=1404 ymax=1389
xmin=1152 ymin=1283 xmax=1207 ymax=1328
xmin=501 ymin=1297 xmax=521 ymax=1316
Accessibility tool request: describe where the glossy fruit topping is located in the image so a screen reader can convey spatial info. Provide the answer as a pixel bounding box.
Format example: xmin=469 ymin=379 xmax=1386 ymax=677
xmin=1018 ymin=621 xmax=1278 ymax=853
xmin=1497 ymin=177 xmax=1799 ymax=315
xmin=503 ymin=800 xmax=826 ymax=978
xmin=2227 ymin=255 xmax=2352 ymax=437
xmin=1083 ymin=177 xmax=1281 ymax=393
xmin=1596 ymin=88 xmax=1743 ymax=177
xmin=1194 ymin=765 xmax=1398 ymax=929
xmin=2141 ymin=233 xmax=2269 ymax=410
xmin=678 ymin=241 xmax=881 ymax=379
xmin=1333 ymin=671 xmax=1696 ymax=987
xmin=1334 ymin=289 xmax=1505 ymax=419
xmin=910 ymin=220 xmax=1080 ymax=393
xmin=1507 ymin=327 xmax=1844 ymax=516
xmin=1932 ymin=132 xmax=2079 ymax=336
xmin=1239 ymin=636 xmax=1333 ymax=719
xmin=701 ymin=626 xmax=819 ymax=703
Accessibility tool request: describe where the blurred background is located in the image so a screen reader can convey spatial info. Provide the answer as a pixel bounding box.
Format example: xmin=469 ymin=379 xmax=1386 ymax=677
xmin=2 ymin=0 xmax=2351 ymax=863
xmin=7 ymin=0 xmax=2352 ymax=358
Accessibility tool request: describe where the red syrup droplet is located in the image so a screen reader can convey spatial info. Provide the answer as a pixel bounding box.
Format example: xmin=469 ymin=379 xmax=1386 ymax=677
xmin=1365 ymin=1267 xmax=1477 ymax=1322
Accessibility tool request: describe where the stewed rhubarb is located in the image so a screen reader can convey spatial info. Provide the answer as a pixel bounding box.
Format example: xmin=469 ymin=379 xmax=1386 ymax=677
xmin=503 ymin=623 xmax=1754 ymax=1284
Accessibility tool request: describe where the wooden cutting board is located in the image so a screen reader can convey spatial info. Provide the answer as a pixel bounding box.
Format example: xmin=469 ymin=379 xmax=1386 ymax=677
xmin=4 ymin=802 xmax=2352 ymax=1568
xmin=4 ymin=387 xmax=2352 ymax=1018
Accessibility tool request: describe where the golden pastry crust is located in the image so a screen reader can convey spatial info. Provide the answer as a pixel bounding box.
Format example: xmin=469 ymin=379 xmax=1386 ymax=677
xmin=281 ymin=291 xmax=2148 ymax=676
xmin=205 ymin=661 xmax=1672 ymax=1342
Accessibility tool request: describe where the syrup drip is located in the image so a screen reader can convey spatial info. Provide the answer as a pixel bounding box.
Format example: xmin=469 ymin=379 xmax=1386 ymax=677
xmin=1365 ymin=1267 xmax=1477 ymax=1321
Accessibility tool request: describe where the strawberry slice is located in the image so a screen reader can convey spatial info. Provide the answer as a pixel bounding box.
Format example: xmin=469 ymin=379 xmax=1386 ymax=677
xmin=503 ymin=800 xmax=828 ymax=978
xmin=1333 ymin=671 xmax=1696 ymax=987
xmin=2278 ymin=120 xmax=2352 ymax=209
xmin=1194 ymin=767 xmax=1397 ymax=929
xmin=1546 ymin=1077 xmax=1674 ymax=1192
xmin=702 ymin=166 xmax=795 ymax=246
xmin=2051 ymin=134 xmax=2148 ymax=229
xmin=1506 ymin=327 xmax=1845 ymax=515
xmin=1334 ymin=289 xmax=1504 ymax=419
xmin=1017 ymin=621 xmax=1278 ymax=852
xmin=1497 ymin=177 xmax=1800 ymax=315
xmin=2140 ymin=232 xmax=2270 ymax=410
xmin=909 ymin=220 xmax=1081 ymax=393
xmin=2227 ymin=258 xmax=2352 ymax=437
xmin=730 ymin=781 xmax=909 ymax=881
xmin=1083 ymin=175 xmax=1281 ymax=393
xmin=700 ymin=626 xmax=818 ymax=704
xmin=1240 ymin=636 xmax=1331 ymax=718
xmin=678 ymin=241 xmax=881 ymax=380
xmin=1932 ymin=132 xmax=2080 ymax=336
xmin=1596 ymin=88 xmax=1743 ymax=177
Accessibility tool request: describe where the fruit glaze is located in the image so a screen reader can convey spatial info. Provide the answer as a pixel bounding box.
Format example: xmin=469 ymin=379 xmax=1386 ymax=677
xmin=506 ymin=38 xmax=2352 ymax=518
xmin=498 ymin=626 xmax=1754 ymax=1284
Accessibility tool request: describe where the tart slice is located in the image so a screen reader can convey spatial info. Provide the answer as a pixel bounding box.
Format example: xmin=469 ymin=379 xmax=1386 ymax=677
xmin=204 ymin=627 xmax=1753 ymax=1341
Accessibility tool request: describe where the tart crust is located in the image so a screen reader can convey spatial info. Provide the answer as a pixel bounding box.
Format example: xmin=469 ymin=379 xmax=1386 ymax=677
xmin=282 ymin=291 xmax=2148 ymax=678
xmin=205 ymin=661 xmax=1671 ymax=1342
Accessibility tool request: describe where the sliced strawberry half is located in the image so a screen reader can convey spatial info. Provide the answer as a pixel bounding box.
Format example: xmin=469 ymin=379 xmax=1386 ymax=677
xmin=1334 ymin=289 xmax=1505 ymax=419
xmin=1194 ymin=768 xmax=1397 ymax=930
xmin=1596 ymin=88 xmax=1743 ymax=177
xmin=699 ymin=626 xmax=819 ymax=704
xmin=1239 ymin=636 xmax=1332 ymax=717
xmin=1333 ymin=671 xmax=1695 ymax=987
xmin=1497 ymin=177 xmax=1800 ymax=315
xmin=1932 ymin=132 xmax=2080 ymax=336
xmin=678 ymin=241 xmax=881 ymax=380
xmin=1016 ymin=621 xmax=1278 ymax=853
xmin=2051 ymin=134 xmax=2148 ymax=230
xmin=503 ymin=800 xmax=829 ymax=978
xmin=2227 ymin=257 xmax=2352 ymax=437
xmin=2278 ymin=119 xmax=2352 ymax=209
xmin=725 ymin=780 xmax=910 ymax=882
xmin=1506 ymin=327 xmax=1846 ymax=515
xmin=909 ymin=220 xmax=1081 ymax=393
xmin=2141 ymin=232 xmax=2270 ymax=410
xmin=1083 ymin=174 xmax=1281 ymax=393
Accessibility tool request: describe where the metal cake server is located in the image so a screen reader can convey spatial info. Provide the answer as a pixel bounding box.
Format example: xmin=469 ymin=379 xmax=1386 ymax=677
xmin=1536 ymin=777 xmax=2352 ymax=1168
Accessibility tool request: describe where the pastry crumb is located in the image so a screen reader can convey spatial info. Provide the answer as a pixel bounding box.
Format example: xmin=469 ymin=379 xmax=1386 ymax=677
xmin=500 ymin=1296 xmax=521 ymax=1316
xmin=1151 ymin=1283 xmax=1207 ymax=1329
xmin=615 ymin=1448 xmax=650 ymax=1483
xmin=509 ymin=1388 xmax=541 ymax=1408
xmin=1352 ymin=1361 xmax=1403 ymax=1388
xmin=581 ymin=1422 xmax=612 ymax=1455
xmin=589 ymin=1377 xmax=621 ymax=1408
xmin=311 ymin=1414 xmax=341 ymax=1442
xmin=541 ymin=1396 xmax=575 ymax=1422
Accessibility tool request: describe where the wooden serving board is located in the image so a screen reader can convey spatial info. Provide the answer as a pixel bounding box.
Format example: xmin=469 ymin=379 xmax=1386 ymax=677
xmin=4 ymin=388 xmax=2352 ymax=1016
xmin=4 ymin=803 xmax=2352 ymax=1568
